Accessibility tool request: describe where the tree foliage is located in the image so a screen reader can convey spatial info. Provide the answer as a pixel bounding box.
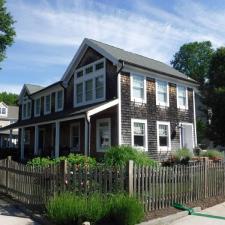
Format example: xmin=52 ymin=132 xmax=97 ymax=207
xmin=171 ymin=41 xmax=214 ymax=86
xmin=0 ymin=0 xmax=16 ymax=64
xmin=0 ymin=92 xmax=18 ymax=105
xmin=205 ymin=47 xmax=225 ymax=145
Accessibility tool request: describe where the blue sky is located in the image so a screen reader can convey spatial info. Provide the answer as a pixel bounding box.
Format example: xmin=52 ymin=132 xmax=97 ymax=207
xmin=1 ymin=0 xmax=225 ymax=94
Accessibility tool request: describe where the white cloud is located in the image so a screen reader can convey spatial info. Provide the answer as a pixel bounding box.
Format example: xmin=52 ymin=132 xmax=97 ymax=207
xmin=7 ymin=0 xmax=225 ymax=67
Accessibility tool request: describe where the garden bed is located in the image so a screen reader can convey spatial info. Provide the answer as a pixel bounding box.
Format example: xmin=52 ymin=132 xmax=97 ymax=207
xmin=144 ymin=195 xmax=225 ymax=221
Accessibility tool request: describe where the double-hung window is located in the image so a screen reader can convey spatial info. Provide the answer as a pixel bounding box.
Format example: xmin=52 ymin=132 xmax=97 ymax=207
xmin=156 ymin=80 xmax=169 ymax=106
xmin=22 ymin=97 xmax=31 ymax=120
xmin=96 ymin=118 xmax=111 ymax=152
xmin=95 ymin=75 xmax=104 ymax=99
xmin=131 ymin=119 xmax=148 ymax=151
xmin=44 ymin=94 xmax=51 ymax=114
xmin=70 ymin=123 xmax=80 ymax=152
xmin=131 ymin=74 xmax=146 ymax=103
xmin=0 ymin=106 xmax=7 ymax=116
xmin=177 ymin=85 xmax=188 ymax=109
xmin=157 ymin=121 xmax=171 ymax=151
xmin=34 ymin=98 xmax=41 ymax=117
xmin=55 ymin=90 xmax=64 ymax=112
xmin=85 ymin=80 xmax=93 ymax=101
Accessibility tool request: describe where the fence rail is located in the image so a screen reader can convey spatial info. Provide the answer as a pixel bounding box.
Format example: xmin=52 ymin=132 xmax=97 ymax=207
xmin=0 ymin=157 xmax=224 ymax=211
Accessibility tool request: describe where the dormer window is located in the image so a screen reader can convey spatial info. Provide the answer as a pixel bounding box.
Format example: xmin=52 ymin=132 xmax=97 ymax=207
xmin=22 ymin=97 xmax=31 ymax=120
xmin=44 ymin=94 xmax=51 ymax=115
xmin=55 ymin=90 xmax=64 ymax=112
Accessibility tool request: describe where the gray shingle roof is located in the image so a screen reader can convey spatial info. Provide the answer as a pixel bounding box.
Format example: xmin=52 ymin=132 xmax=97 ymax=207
xmin=87 ymin=39 xmax=196 ymax=83
xmin=25 ymin=84 xmax=44 ymax=95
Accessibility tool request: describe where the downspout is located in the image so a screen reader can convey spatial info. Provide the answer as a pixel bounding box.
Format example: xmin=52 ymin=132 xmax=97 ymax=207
xmin=117 ymin=60 xmax=124 ymax=146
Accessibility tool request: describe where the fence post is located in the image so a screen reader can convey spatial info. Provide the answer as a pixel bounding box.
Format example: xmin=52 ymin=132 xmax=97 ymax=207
xmin=204 ymin=157 xmax=208 ymax=198
xmin=127 ymin=160 xmax=134 ymax=196
xmin=6 ymin=156 xmax=11 ymax=194
xmin=60 ymin=159 xmax=67 ymax=192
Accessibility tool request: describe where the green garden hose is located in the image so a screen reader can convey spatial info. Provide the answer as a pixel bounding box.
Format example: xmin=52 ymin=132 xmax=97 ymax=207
xmin=172 ymin=203 xmax=225 ymax=221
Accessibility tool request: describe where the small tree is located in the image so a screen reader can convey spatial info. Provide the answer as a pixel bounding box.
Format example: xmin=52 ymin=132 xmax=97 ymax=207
xmin=171 ymin=41 xmax=214 ymax=87
xmin=0 ymin=0 xmax=16 ymax=65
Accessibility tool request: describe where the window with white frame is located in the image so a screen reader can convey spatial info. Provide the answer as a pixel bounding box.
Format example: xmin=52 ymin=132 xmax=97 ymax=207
xmin=55 ymin=90 xmax=64 ymax=112
xmin=70 ymin=123 xmax=80 ymax=151
xmin=131 ymin=119 xmax=148 ymax=150
xmin=22 ymin=97 xmax=31 ymax=120
xmin=0 ymin=106 xmax=7 ymax=116
xmin=156 ymin=80 xmax=169 ymax=106
xmin=34 ymin=98 xmax=41 ymax=117
xmin=157 ymin=121 xmax=171 ymax=151
xmin=131 ymin=74 xmax=146 ymax=103
xmin=74 ymin=59 xmax=105 ymax=106
xmin=44 ymin=94 xmax=51 ymax=114
xmin=177 ymin=85 xmax=188 ymax=109
xmin=96 ymin=118 xmax=111 ymax=152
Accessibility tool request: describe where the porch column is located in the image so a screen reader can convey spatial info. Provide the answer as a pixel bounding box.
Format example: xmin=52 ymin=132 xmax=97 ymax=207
xmin=34 ymin=125 xmax=39 ymax=155
xmin=55 ymin=121 xmax=60 ymax=158
xmin=84 ymin=119 xmax=88 ymax=156
xmin=20 ymin=128 xmax=25 ymax=160
xmin=9 ymin=129 xmax=13 ymax=148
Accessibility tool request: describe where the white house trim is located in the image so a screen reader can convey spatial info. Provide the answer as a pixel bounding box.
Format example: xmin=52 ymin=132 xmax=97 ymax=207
xmin=117 ymin=73 xmax=122 ymax=145
xmin=193 ymin=90 xmax=197 ymax=147
xmin=131 ymin=118 xmax=148 ymax=151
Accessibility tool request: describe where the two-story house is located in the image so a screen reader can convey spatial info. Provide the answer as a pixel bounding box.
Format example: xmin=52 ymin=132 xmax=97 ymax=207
xmin=0 ymin=39 xmax=198 ymax=160
xmin=0 ymin=102 xmax=18 ymax=149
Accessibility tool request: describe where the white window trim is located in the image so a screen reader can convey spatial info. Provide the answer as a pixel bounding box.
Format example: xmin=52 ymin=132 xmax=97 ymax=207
xmin=55 ymin=89 xmax=64 ymax=112
xmin=70 ymin=122 xmax=80 ymax=151
xmin=179 ymin=122 xmax=194 ymax=149
xmin=177 ymin=85 xmax=188 ymax=110
xmin=34 ymin=98 xmax=41 ymax=117
xmin=156 ymin=80 xmax=170 ymax=107
xmin=130 ymin=73 xmax=147 ymax=104
xmin=157 ymin=121 xmax=171 ymax=152
xmin=74 ymin=58 xmax=106 ymax=107
xmin=96 ymin=118 xmax=111 ymax=152
xmin=131 ymin=118 xmax=148 ymax=151
xmin=44 ymin=94 xmax=51 ymax=115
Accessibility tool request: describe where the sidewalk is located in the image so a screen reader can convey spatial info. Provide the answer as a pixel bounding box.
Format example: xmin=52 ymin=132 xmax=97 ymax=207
xmin=0 ymin=198 xmax=39 ymax=225
xmin=171 ymin=202 xmax=225 ymax=225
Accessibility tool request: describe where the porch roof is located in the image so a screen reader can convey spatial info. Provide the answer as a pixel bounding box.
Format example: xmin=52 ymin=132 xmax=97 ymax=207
xmin=0 ymin=99 xmax=119 ymax=131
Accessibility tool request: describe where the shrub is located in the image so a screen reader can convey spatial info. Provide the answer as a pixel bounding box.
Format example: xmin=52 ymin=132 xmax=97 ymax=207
xmin=104 ymin=193 xmax=144 ymax=225
xmin=104 ymin=145 xmax=158 ymax=167
xmin=27 ymin=154 xmax=96 ymax=167
xmin=46 ymin=192 xmax=106 ymax=225
xmin=172 ymin=148 xmax=193 ymax=164
xmin=46 ymin=192 xmax=144 ymax=225
xmin=200 ymin=149 xmax=224 ymax=159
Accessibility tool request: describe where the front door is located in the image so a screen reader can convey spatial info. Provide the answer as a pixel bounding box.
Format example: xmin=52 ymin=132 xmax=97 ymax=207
xmin=181 ymin=123 xmax=194 ymax=150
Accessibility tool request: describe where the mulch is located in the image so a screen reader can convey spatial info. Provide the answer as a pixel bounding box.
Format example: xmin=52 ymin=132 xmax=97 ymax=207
xmin=144 ymin=195 xmax=225 ymax=221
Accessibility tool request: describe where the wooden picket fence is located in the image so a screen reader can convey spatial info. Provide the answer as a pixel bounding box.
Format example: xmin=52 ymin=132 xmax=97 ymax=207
xmin=0 ymin=157 xmax=224 ymax=212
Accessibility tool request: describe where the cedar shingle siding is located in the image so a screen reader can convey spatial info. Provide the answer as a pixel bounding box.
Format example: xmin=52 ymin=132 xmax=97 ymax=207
xmin=120 ymin=72 xmax=195 ymax=158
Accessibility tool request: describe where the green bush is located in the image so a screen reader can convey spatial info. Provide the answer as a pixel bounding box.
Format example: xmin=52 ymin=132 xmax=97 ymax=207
xmin=104 ymin=145 xmax=158 ymax=167
xmin=200 ymin=149 xmax=224 ymax=159
xmin=105 ymin=193 xmax=144 ymax=225
xmin=27 ymin=154 xmax=96 ymax=167
xmin=172 ymin=148 xmax=193 ymax=164
xmin=46 ymin=192 xmax=144 ymax=225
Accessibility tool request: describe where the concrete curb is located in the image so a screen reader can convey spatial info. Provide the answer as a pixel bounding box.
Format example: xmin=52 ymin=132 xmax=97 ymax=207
xmin=137 ymin=207 xmax=202 ymax=225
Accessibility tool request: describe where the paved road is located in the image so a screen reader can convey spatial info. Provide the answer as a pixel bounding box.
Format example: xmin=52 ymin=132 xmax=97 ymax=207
xmin=0 ymin=198 xmax=39 ymax=225
xmin=172 ymin=202 xmax=225 ymax=225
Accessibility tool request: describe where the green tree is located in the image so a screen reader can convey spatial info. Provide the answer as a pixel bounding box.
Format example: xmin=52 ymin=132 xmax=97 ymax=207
xmin=205 ymin=47 xmax=225 ymax=145
xmin=0 ymin=92 xmax=18 ymax=105
xmin=171 ymin=41 xmax=214 ymax=87
xmin=0 ymin=0 xmax=16 ymax=65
